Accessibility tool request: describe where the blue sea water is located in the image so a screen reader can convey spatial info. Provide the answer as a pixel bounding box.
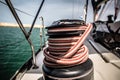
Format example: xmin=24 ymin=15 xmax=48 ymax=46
xmin=0 ymin=26 xmax=42 ymax=80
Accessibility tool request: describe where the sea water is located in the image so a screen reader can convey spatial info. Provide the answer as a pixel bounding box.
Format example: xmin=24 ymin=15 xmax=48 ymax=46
xmin=0 ymin=26 xmax=44 ymax=80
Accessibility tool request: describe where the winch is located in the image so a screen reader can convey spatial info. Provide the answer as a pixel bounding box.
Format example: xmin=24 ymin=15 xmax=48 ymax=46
xmin=42 ymin=19 xmax=93 ymax=80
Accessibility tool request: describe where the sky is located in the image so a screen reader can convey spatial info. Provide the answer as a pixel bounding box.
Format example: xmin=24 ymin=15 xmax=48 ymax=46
xmin=0 ymin=0 xmax=120 ymax=26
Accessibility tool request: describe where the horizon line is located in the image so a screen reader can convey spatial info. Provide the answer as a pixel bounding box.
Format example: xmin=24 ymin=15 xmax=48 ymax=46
xmin=0 ymin=22 xmax=43 ymax=28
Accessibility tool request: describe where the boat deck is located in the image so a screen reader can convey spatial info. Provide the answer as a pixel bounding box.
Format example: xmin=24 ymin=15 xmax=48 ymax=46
xmin=16 ymin=38 xmax=120 ymax=80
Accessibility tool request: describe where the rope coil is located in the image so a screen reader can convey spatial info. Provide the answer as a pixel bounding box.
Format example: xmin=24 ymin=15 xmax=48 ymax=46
xmin=43 ymin=21 xmax=92 ymax=68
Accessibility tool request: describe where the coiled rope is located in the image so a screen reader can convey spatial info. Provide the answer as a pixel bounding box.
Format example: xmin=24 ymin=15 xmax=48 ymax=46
xmin=44 ymin=22 xmax=92 ymax=68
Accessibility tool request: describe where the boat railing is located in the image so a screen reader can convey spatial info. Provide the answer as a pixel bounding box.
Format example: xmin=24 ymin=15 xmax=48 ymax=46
xmin=5 ymin=0 xmax=45 ymax=68
xmin=39 ymin=16 xmax=46 ymax=50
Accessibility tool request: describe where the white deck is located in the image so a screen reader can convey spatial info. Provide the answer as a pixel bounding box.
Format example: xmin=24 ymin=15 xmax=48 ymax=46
xmin=21 ymin=52 xmax=120 ymax=80
xmin=20 ymin=39 xmax=120 ymax=80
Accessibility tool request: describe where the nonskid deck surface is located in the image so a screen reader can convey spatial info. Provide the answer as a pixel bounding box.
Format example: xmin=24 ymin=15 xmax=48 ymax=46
xmin=21 ymin=39 xmax=120 ymax=80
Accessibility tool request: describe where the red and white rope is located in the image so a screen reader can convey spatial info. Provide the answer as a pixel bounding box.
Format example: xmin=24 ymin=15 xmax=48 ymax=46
xmin=43 ymin=23 xmax=92 ymax=68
